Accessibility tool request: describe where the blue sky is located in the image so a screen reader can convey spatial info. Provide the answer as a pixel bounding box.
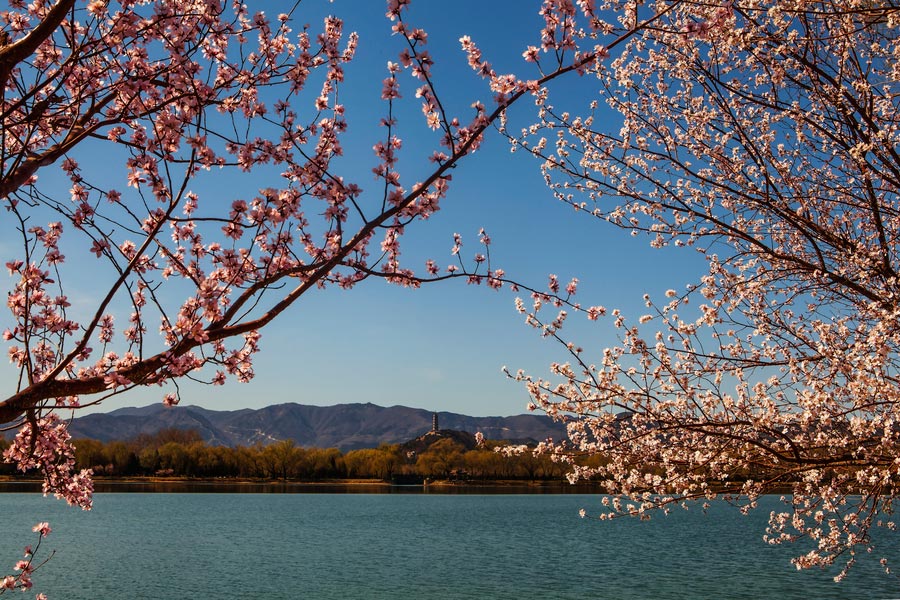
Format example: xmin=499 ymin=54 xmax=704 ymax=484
xmin=2 ymin=0 xmax=708 ymax=418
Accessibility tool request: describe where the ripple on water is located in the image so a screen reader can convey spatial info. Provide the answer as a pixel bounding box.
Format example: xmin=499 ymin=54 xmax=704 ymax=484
xmin=0 ymin=493 xmax=896 ymax=599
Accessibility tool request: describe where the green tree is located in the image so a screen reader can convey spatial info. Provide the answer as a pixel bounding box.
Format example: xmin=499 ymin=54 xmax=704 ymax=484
xmin=306 ymin=448 xmax=343 ymax=480
xmin=416 ymin=439 xmax=465 ymax=479
xmin=156 ymin=442 xmax=191 ymax=476
xmin=342 ymin=448 xmax=380 ymax=479
xmin=234 ymin=445 xmax=265 ymax=479
xmin=105 ymin=441 xmax=140 ymax=476
xmin=138 ymin=447 xmax=160 ymax=474
xmin=463 ymin=448 xmax=507 ymax=480
xmin=260 ymin=440 xmax=303 ymax=481
xmin=72 ymin=439 xmax=107 ymax=472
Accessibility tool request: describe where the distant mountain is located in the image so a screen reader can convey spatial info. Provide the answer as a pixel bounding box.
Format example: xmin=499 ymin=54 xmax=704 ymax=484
xmin=65 ymin=402 xmax=567 ymax=451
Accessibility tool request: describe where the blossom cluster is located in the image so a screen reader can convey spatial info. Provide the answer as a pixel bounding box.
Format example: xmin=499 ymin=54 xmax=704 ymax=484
xmin=1 ymin=523 xmax=52 ymax=598
xmin=3 ymin=414 xmax=92 ymax=510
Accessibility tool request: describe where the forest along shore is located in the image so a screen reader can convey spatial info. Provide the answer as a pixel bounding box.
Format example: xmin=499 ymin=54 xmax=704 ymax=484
xmin=0 ymin=428 xmax=785 ymax=492
xmin=0 ymin=428 xmax=587 ymax=484
xmin=0 ymin=476 xmax=604 ymax=494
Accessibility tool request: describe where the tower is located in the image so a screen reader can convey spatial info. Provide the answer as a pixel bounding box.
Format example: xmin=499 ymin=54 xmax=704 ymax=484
xmin=432 ymin=412 xmax=439 ymax=432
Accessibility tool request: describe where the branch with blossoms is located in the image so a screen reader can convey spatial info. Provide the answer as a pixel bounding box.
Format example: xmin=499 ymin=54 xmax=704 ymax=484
xmin=0 ymin=1 xmax=675 ymax=510
xmin=503 ymin=0 xmax=900 ymax=580
xmin=509 ymin=281 xmax=900 ymax=579
xmin=3 ymin=413 xmax=93 ymax=510
xmin=0 ymin=522 xmax=53 ymax=597
xmin=350 ymin=227 xmax=602 ymax=311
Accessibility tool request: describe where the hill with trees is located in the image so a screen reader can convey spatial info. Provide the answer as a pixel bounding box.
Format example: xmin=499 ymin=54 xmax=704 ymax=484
xmin=64 ymin=402 xmax=567 ymax=451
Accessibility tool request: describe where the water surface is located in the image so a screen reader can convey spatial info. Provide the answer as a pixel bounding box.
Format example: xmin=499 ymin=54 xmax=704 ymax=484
xmin=0 ymin=493 xmax=897 ymax=599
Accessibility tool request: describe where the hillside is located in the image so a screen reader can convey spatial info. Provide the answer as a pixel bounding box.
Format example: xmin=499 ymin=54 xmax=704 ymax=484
xmin=65 ymin=402 xmax=567 ymax=451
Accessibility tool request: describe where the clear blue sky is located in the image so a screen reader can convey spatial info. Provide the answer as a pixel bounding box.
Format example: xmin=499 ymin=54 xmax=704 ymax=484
xmin=2 ymin=0 xmax=707 ymax=418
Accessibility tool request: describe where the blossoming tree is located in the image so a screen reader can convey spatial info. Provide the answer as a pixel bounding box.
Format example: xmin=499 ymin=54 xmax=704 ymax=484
xmin=0 ymin=0 xmax=652 ymax=517
xmin=507 ymin=0 xmax=900 ymax=579
xmin=5 ymin=0 xmax=895 ymax=589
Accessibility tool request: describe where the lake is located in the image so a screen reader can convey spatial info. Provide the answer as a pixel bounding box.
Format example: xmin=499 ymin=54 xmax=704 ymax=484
xmin=0 ymin=492 xmax=897 ymax=599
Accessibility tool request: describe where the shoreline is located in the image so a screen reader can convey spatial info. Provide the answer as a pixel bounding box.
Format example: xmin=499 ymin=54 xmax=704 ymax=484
xmin=0 ymin=476 xmax=601 ymax=494
xmin=0 ymin=476 xmax=791 ymax=494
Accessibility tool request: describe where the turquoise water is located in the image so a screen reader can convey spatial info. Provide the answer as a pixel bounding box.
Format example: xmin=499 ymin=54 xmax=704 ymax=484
xmin=0 ymin=493 xmax=897 ymax=599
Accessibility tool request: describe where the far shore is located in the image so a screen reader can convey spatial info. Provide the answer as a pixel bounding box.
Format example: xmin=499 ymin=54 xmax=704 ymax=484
xmin=0 ymin=476 xmax=795 ymax=495
xmin=0 ymin=476 xmax=603 ymax=494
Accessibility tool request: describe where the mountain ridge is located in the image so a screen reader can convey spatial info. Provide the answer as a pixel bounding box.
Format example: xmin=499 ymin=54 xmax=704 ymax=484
xmin=66 ymin=402 xmax=567 ymax=451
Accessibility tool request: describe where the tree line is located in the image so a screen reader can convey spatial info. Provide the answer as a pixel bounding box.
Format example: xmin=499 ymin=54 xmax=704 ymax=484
xmin=0 ymin=430 xmax=578 ymax=482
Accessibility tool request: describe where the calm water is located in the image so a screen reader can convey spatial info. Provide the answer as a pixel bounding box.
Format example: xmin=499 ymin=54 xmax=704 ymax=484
xmin=0 ymin=492 xmax=898 ymax=599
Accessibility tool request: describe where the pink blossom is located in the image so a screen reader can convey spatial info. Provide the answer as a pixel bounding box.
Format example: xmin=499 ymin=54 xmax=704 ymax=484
xmin=451 ymin=233 xmax=462 ymax=255
xmin=548 ymin=274 xmax=559 ymax=294
xmin=381 ymin=76 xmax=401 ymax=100
xmin=103 ymin=372 xmax=130 ymax=389
xmin=586 ymin=306 xmax=605 ymax=320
